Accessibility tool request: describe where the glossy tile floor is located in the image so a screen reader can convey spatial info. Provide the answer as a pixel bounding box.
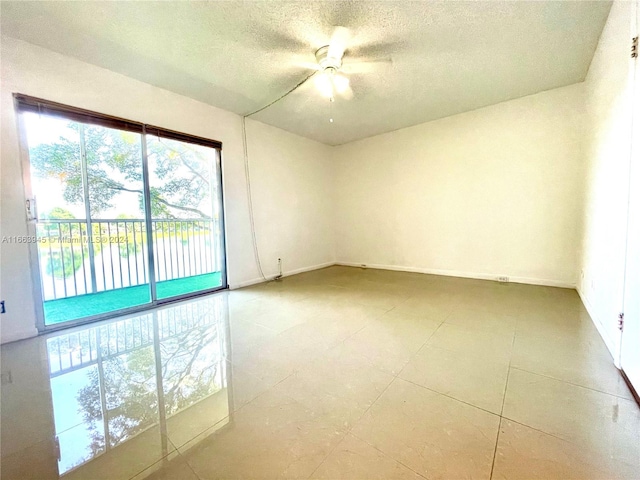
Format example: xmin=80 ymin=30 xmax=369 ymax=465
xmin=2 ymin=266 xmax=639 ymax=480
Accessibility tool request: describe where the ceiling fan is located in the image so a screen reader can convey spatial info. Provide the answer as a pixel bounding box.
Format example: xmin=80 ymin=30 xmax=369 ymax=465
xmin=305 ymin=26 xmax=394 ymax=101
xmin=246 ymin=25 xmax=394 ymax=115
xmin=311 ymin=26 xmax=354 ymax=100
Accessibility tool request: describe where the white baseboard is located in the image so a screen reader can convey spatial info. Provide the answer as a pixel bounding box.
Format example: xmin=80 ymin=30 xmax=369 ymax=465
xmin=230 ymin=277 xmax=266 ymax=290
xmin=230 ymin=259 xmax=575 ymax=291
xmin=576 ymin=286 xmax=620 ymax=365
xmin=0 ymin=327 xmax=39 ymax=345
xmin=229 ymin=261 xmax=336 ymax=290
xmin=336 ymin=261 xmax=576 ymax=289
xmin=282 ymin=261 xmax=335 ymax=277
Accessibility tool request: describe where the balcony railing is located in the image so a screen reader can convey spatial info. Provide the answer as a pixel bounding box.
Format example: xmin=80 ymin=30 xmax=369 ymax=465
xmin=47 ymin=296 xmax=225 ymax=377
xmin=36 ymin=218 xmax=220 ymax=301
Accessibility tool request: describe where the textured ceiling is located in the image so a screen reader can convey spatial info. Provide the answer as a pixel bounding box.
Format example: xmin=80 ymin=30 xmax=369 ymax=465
xmin=1 ymin=1 xmax=611 ymax=145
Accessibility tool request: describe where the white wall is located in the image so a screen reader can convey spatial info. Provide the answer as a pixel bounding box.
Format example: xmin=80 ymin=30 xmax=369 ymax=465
xmin=0 ymin=37 xmax=335 ymax=344
xmin=333 ymin=84 xmax=586 ymax=287
xmin=243 ymin=120 xmax=335 ymax=280
xmin=579 ymin=0 xmax=634 ymax=360
xmin=2 ymin=6 xmax=633 ymax=351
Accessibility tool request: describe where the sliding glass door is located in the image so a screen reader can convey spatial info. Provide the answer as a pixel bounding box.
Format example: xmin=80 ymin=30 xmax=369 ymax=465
xmin=146 ymin=135 xmax=224 ymax=300
xmin=18 ymin=96 xmax=226 ymax=329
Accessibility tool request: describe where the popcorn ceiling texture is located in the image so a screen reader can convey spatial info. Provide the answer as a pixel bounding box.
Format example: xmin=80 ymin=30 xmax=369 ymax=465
xmin=1 ymin=1 xmax=611 ymax=145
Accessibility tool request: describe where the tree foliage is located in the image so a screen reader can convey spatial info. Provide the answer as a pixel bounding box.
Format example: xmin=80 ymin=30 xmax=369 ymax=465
xmin=43 ymin=206 xmax=76 ymax=220
xmin=29 ymin=123 xmax=213 ymax=219
xmin=38 ymin=208 xmax=88 ymax=279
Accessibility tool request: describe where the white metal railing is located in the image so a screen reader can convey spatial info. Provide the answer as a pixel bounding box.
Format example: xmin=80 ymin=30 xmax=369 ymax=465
xmin=36 ymin=218 xmax=220 ymax=301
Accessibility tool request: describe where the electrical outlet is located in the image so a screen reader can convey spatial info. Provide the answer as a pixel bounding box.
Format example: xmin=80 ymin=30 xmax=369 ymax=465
xmin=1 ymin=371 xmax=12 ymax=385
xmin=274 ymin=258 xmax=283 ymax=280
xmin=497 ymin=276 xmax=509 ymax=283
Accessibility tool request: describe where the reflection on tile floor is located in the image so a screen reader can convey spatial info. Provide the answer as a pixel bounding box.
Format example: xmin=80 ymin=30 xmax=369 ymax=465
xmin=1 ymin=266 xmax=639 ymax=479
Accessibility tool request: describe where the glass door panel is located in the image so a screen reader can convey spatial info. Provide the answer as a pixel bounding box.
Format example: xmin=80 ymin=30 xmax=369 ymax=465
xmin=84 ymin=124 xmax=151 ymax=313
xmin=146 ymin=136 xmax=224 ymax=300
xmin=23 ymin=113 xmax=151 ymax=326
xmin=23 ymin=113 xmax=86 ymax=321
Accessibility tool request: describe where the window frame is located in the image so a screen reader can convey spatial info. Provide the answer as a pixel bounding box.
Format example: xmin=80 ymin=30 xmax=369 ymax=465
xmin=14 ymin=93 xmax=228 ymax=333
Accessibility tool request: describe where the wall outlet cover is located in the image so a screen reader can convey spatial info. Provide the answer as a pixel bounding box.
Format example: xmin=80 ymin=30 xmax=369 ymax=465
xmin=1 ymin=371 xmax=12 ymax=385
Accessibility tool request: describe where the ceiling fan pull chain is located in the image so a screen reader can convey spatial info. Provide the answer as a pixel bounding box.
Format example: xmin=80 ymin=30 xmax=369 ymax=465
xmin=329 ymin=96 xmax=335 ymax=123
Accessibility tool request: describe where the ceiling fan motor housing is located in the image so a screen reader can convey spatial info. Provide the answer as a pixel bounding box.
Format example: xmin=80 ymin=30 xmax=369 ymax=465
xmin=315 ymin=45 xmax=342 ymax=71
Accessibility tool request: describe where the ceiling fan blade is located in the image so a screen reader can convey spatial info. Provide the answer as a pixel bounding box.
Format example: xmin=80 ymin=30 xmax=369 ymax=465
xmin=296 ymin=61 xmax=322 ymax=71
xmin=349 ymin=39 xmax=404 ymax=58
xmin=328 ymin=26 xmax=350 ymax=59
xmin=342 ymin=58 xmax=393 ymax=74
xmin=241 ymin=26 xmax=309 ymax=54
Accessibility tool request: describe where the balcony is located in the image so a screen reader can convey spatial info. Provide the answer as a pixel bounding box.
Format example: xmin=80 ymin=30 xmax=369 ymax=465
xmin=36 ymin=218 xmax=223 ymax=325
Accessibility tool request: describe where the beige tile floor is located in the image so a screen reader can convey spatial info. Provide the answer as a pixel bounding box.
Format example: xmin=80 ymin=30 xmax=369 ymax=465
xmin=1 ymin=266 xmax=639 ymax=479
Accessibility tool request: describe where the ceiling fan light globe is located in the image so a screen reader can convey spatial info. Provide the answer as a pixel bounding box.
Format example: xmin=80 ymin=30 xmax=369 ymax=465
xmin=314 ymin=71 xmax=334 ymax=98
xmin=333 ymin=73 xmax=350 ymax=94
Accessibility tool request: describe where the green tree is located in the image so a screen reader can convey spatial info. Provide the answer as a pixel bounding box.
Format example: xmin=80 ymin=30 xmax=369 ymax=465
xmin=38 ymin=208 xmax=87 ymax=279
xmin=115 ymin=214 xmax=143 ymax=259
xmin=43 ymin=206 xmax=76 ymax=220
xmin=29 ymin=123 xmax=212 ymax=219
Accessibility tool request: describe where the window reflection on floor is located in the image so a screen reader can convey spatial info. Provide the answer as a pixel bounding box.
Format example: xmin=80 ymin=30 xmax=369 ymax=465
xmin=45 ymin=296 xmax=230 ymax=476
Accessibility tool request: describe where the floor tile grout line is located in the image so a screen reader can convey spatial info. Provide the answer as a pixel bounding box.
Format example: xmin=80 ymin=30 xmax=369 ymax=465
xmin=307 ymin=373 xmax=399 ymax=479
xmin=228 ymin=303 xmax=390 ymax=412
xmin=500 ymin=333 xmax=517 ymax=417
xmin=353 ymin=312 xmax=449 ymax=381
xmin=228 ymin=308 xmax=407 ymax=475
xmin=147 ymin=359 xmax=582 ymax=478
xmin=186 ymin=454 xmax=204 ymax=480
xmin=490 ymin=323 xmax=516 ymax=479
xmin=349 ymin=429 xmax=430 ymax=480
xmin=179 ymin=421 xmax=255 ymax=478
xmin=126 ymin=436 xmax=181 ymax=480
xmin=398 ymin=377 xmax=502 ymax=417
xmin=172 ymin=413 xmax=235 ymax=452
xmin=230 ymin=368 xmax=298 ymax=415
xmin=508 ymin=365 xmax=637 ymax=401
xmin=394 ymin=319 xmax=447 ymax=382
xmin=347 ymin=353 xmax=506 ymax=480
xmin=498 ymin=415 xmax=574 ymax=444
xmin=49 ymin=268 xmax=628 ymax=480
xmin=488 ymin=417 xmax=504 ymax=480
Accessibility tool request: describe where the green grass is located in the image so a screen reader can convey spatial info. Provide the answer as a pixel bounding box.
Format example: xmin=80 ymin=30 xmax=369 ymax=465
xmin=44 ymin=272 xmax=222 ymax=325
